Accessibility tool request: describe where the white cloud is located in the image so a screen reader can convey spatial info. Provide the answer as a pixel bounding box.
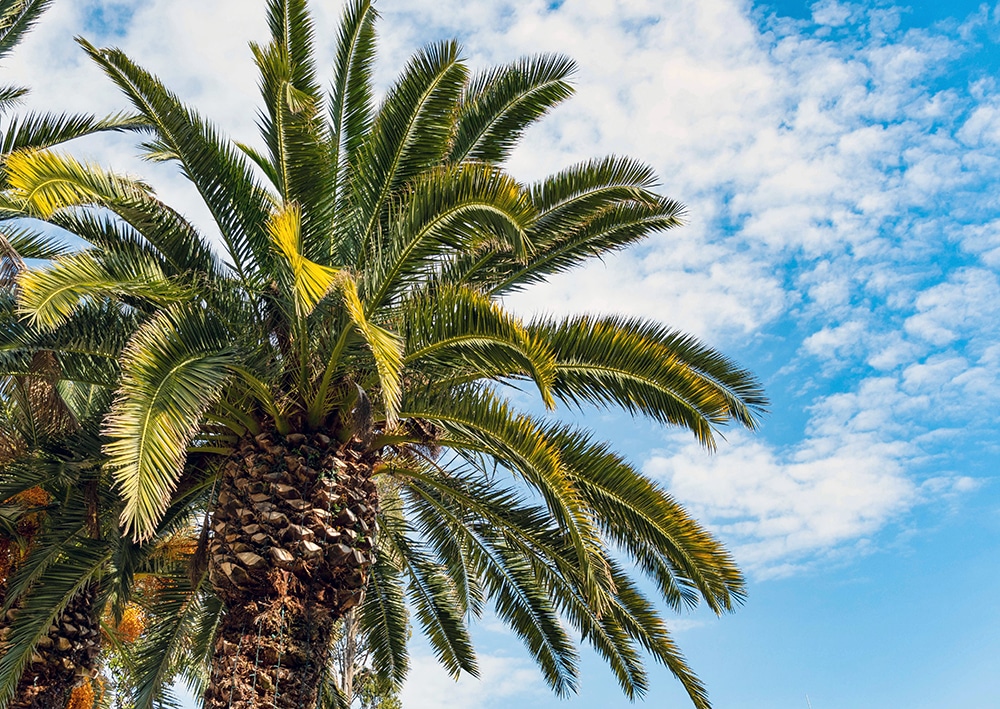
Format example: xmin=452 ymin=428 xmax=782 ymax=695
xmin=646 ymin=348 xmax=994 ymax=577
xmin=802 ymin=320 xmax=868 ymax=365
xmin=400 ymin=651 xmax=543 ymax=709
xmin=647 ymin=395 xmax=920 ymax=578
xmin=904 ymin=268 xmax=1000 ymax=346
xmin=505 ymin=240 xmax=789 ymax=340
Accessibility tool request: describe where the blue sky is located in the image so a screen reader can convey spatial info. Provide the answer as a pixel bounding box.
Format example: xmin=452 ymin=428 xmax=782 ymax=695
xmin=7 ymin=0 xmax=1000 ymax=707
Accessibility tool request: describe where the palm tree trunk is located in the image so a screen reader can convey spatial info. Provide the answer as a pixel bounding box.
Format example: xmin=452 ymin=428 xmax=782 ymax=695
xmin=203 ymin=430 xmax=378 ymax=709
xmin=8 ymin=584 xmax=101 ymax=709
xmin=2 ymin=489 xmax=101 ymax=709
xmin=340 ymin=607 xmax=361 ymax=703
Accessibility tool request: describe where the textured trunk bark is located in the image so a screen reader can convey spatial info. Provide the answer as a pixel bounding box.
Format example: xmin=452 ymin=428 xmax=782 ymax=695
xmin=203 ymin=596 xmax=335 ymax=709
xmin=203 ymin=430 xmax=379 ymax=709
xmin=341 ymin=608 xmax=360 ymax=703
xmin=8 ymin=584 xmax=101 ymax=709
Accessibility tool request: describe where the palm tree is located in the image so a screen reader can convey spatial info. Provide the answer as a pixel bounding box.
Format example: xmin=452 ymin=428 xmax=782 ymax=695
xmin=8 ymin=1 xmax=767 ymax=707
xmin=0 ymin=410 xmax=214 ymax=709
xmin=1 ymin=268 xmax=223 ymax=709
xmin=0 ymin=3 xmax=156 ymax=705
xmin=0 ymin=282 xmax=212 ymax=709
xmin=0 ymin=304 xmax=221 ymax=709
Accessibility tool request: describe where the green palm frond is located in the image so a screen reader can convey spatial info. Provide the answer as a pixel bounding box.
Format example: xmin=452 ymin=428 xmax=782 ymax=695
xmin=0 ymin=540 xmax=110 ymax=707
xmin=4 ymin=148 xmax=151 ymax=219
xmin=402 ymin=386 xmax=610 ymax=610
xmin=347 ymin=40 xmax=467 ymax=256
xmin=545 ymin=423 xmax=746 ymax=614
xmin=359 ymin=536 xmax=409 ymax=686
xmin=79 ymin=39 xmax=276 ymax=283
xmin=401 ymin=542 xmax=477 ymax=680
xmin=1 ymin=490 xmax=89 ymax=606
xmin=175 ymin=592 xmax=223 ymax=703
xmin=401 ymin=284 xmax=556 ymax=408
xmin=16 ymin=246 xmax=190 ymax=329
xmin=385 ymin=458 xmax=481 ymax=619
xmin=473 ymin=533 xmax=579 ymax=694
xmin=531 ymin=314 xmax=767 ymax=447
xmin=264 ymin=0 xmax=321 ymax=104
xmin=2 ymin=357 xmax=78 ymax=446
xmin=252 ymin=0 xmax=330 ymax=222
xmin=402 ymin=456 xmax=706 ymax=701
xmin=530 ymin=550 xmax=648 ymax=698
xmin=2 ymin=298 xmax=136 ymax=392
xmin=450 ymin=53 xmax=576 ymax=164
xmin=0 ymin=224 xmax=72 ymax=263
xmin=127 ymin=565 xmax=213 ymax=709
xmin=443 ymin=156 xmax=683 ymax=292
xmin=0 ymin=111 xmax=146 ymax=161
xmin=0 ymin=0 xmax=51 ymax=61
xmin=48 ymin=196 xmax=223 ymax=280
xmin=103 ymin=304 xmax=235 ymax=540
xmin=604 ymin=564 xmax=711 ymax=709
xmin=365 ymin=162 xmax=535 ymax=310
xmin=400 ymin=460 xmax=582 ymax=693
xmin=236 ymin=140 xmax=281 ymax=188
xmin=329 ymin=0 xmax=377 ymax=250
xmin=0 ymin=84 xmax=26 ymax=115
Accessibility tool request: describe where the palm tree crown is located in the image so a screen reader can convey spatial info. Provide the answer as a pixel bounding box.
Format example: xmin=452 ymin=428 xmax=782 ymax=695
xmin=6 ymin=1 xmax=766 ymax=707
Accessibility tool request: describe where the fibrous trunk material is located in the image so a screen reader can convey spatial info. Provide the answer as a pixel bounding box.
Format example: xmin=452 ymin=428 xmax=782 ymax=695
xmin=204 ymin=430 xmax=379 ymax=709
xmin=6 ymin=584 xmax=101 ymax=709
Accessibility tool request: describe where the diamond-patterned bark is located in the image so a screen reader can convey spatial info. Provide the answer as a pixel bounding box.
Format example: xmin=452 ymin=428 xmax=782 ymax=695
xmin=203 ymin=430 xmax=379 ymax=709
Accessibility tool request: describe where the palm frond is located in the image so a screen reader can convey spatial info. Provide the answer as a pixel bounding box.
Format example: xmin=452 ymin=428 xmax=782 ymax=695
xmin=48 ymin=194 xmax=224 ymax=280
xmin=399 ymin=462 xmax=581 ymax=694
xmin=103 ymin=304 xmax=235 ymax=540
xmin=380 ymin=487 xmax=477 ymax=679
xmin=0 ymin=224 xmax=72 ymax=264
xmin=346 ymin=40 xmax=467 ymax=259
xmin=450 ymin=54 xmax=575 ymax=164
xmin=365 ymin=162 xmax=535 ymax=311
xmin=4 ymin=148 xmax=151 ymax=219
xmin=604 ymin=565 xmax=711 ymax=709
xmin=2 ymin=297 xmax=136 ymax=391
xmin=465 ymin=531 xmax=578 ymax=694
xmin=338 ymin=274 xmax=403 ymax=421
xmin=16 ymin=246 xmax=190 ymax=329
xmin=0 ymin=84 xmax=26 ymax=114
xmin=127 ymin=565 xmax=213 ymax=709
xmin=544 ymin=423 xmax=746 ymax=614
xmin=530 ymin=314 xmax=767 ymax=447
xmin=0 ymin=0 xmax=51 ymax=61
xmin=402 ymin=285 xmax=555 ymax=408
xmin=1 ymin=482 xmax=90 ymax=605
xmin=252 ymin=0 xmax=330 ymax=223
xmin=328 ymin=0 xmax=377 ymax=256
xmin=358 ymin=537 xmax=409 ymax=687
xmin=79 ymin=39 xmax=276 ymax=283
xmin=0 ymin=111 xmax=146 ymax=162
xmin=0 ymin=541 xmax=109 ymax=708
xmin=269 ymin=201 xmax=338 ymax=317
xmin=445 ymin=156 xmax=684 ymax=293
xmin=402 ymin=385 xmax=609 ymax=610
